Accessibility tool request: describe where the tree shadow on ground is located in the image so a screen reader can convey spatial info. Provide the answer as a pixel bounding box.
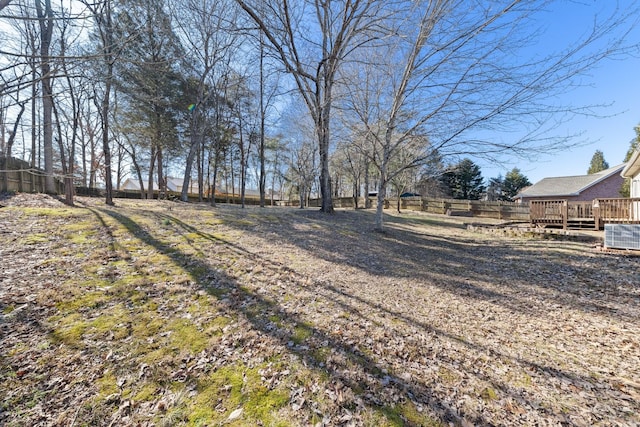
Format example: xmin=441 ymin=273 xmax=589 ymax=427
xmin=241 ymin=206 xmax=640 ymax=323
xmin=94 ymin=207 xmax=472 ymax=425
xmin=93 ymin=204 xmax=640 ymax=425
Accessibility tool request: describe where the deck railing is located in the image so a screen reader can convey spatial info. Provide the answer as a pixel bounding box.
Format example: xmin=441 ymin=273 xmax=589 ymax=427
xmin=530 ymin=200 xmax=568 ymax=228
xmin=596 ymin=198 xmax=640 ymax=224
xmin=530 ymin=200 xmax=565 ymax=221
xmin=531 ymin=198 xmax=640 ymax=229
xmin=568 ymin=202 xmax=593 ymax=220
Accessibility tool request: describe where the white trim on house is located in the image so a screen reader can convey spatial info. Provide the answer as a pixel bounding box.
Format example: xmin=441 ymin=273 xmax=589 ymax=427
xmin=622 ymin=150 xmax=640 ymax=179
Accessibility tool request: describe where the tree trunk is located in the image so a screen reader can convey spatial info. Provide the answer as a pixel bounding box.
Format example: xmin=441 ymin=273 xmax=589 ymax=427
xmin=181 ymin=110 xmax=200 ymax=202
xmin=319 ymin=130 xmax=333 ymax=213
xmin=258 ymin=35 xmax=266 ymax=208
xmin=101 ymin=0 xmax=115 ymax=206
xmin=147 ymin=145 xmax=156 ymax=199
xmin=197 ymin=138 xmax=204 ymax=202
xmin=157 ymin=146 xmax=164 ymax=199
xmin=35 ymin=0 xmax=55 ymax=194
xmin=30 ymin=58 xmax=37 ymax=169
xmin=6 ymin=102 xmax=26 ymax=159
xmin=374 ymin=184 xmax=386 ymax=232
xmin=210 ymin=148 xmax=219 ymax=207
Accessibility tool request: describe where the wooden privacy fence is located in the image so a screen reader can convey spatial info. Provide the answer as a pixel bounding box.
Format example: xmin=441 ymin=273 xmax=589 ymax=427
xmin=1 ymin=157 xmax=65 ymax=194
xmin=294 ymin=196 xmax=529 ymax=220
xmin=401 ymin=197 xmax=530 ymax=221
xmin=286 ymin=197 xmax=366 ymax=208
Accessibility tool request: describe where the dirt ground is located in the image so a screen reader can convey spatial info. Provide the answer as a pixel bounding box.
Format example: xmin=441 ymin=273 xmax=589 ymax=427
xmin=1 ymin=193 xmax=639 ymax=426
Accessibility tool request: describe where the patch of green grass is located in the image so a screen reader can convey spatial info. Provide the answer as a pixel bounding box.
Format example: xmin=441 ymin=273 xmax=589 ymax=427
xmin=243 ymin=382 xmax=289 ymax=422
xmin=480 ymin=386 xmax=499 ymax=401
xmin=22 ymin=233 xmax=49 ymax=245
xmin=50 ymin=313 xmax=88 ymax=347
xmin=132 ymin=312 xmax=164 ymax=339
xmin=188 ymin=364 xmax=289 ymax=426
xmin=25 ymin=389 xmax=47 ymax=409
xmin=56 ymin=290 xmax=110 ymax=313
xmin=96 ymin=371 xmax=119 ymax=398
xmin=291 ymin=323 xmax=314 ymax=345
xmin=377 ymin=401 xmax=444 ymax=427
xmin=62 ymin=221 xmax=97 ymax=244
xmin=189 ymin=265 xmax=210 ymax=281
xmin=437 ymin=366 xmax=460 ymax=385
xmin=134 ymin=383 xmax=159 ymax=402
xmin=203 ymin=316 xmax=232 ymax=336
xmin=167 ymin=318 xmax=209 ymax=354
xmin=7 ymin=342 xmax=29 ymax=357
xmin=39 ymin=257 xmax=65 ymax=267
xmin=183 ymin=232 xmax=203 ymax=241
xmin=268 ymin=314 xmax=284 ymax=328
xmin=89 ymin=304 xmax=133 ymax=340
xmin=21 ymin=207 xmax=87 ymax=217
xmin=189 ymin=366 xmax=244 ymax=424
xmin=229 ymin=219 xmax=255 ymax=227
xmin=505 ymin=370 xmax=533 ymax=388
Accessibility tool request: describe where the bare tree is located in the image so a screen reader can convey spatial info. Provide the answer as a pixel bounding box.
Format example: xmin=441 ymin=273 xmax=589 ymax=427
xmin=234 ymin=0 xmax=390 ymax=213
xmin=342 ymin=0 xmax=640 ymax=230
xmin=34 ymin=0 xmax=56 ymax=194
xmin=171 ymin=0 xmax=239 ymax=202
xmin=81 ymin=0 xmax=117 ymax=205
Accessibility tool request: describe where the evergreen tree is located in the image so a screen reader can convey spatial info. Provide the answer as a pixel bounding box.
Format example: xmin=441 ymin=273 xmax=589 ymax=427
xmin=486 ymin=175 xmax=504 ymax=201
xmin=443 ymin=159 xmax=485 ymax=200
xmin=502 ymin=168 xmax=531 ymax=201
xmin=587 ymin=150 xmax=609 ymax=174
xmin=113 ymin=0 xmax=184 ymax=198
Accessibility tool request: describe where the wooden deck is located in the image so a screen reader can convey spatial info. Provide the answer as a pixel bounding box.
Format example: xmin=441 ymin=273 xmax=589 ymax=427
xmin=530 ymin=198 xmax=640 ymax=230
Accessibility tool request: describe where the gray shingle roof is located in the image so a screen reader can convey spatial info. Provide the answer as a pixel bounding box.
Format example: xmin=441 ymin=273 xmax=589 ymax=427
xmin=517 ymin=164 xmax=626 ymax=198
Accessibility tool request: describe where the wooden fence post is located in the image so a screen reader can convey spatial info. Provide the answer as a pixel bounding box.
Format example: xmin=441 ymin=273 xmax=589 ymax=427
xmin=593 ymin=200 xmax=600 ymax=230
xmin=562 ymin=200 xmax=568 ymax=230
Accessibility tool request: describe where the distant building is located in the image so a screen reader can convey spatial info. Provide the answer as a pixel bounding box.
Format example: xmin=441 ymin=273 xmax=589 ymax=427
xmin=120 ymin=176 xmax=203 ymax=194
xmin=515 ymin=164 xmax=626 ymax=204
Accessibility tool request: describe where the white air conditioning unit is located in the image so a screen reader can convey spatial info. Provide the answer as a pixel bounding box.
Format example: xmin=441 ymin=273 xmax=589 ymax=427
xmin=604 ymin=224 xmax=640 ymax=250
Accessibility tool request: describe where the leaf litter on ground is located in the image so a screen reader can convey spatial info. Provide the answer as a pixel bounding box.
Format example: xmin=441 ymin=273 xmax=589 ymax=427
xmin=0 ymin=193 xmax=639 ymax=426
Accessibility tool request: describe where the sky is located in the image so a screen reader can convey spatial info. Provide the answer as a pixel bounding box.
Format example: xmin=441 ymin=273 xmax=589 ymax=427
xmin=478 ymin=1 xmax=640 ymax=184
xmin=1 ymin=1 xmax=639 ymax=189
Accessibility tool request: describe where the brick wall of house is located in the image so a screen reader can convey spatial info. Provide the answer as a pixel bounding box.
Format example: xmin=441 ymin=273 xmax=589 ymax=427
xmin=577 ymin=174 xmax=625 ymax=200
xmin=520 ymin=173 xmax=625 ymax=204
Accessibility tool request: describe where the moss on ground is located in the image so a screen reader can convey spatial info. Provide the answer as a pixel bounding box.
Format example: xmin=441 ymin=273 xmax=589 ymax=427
xmin=376 ymin=401 xmax=445 ymax=427
xmin=187 ymin=364 xmax=289 ymax=426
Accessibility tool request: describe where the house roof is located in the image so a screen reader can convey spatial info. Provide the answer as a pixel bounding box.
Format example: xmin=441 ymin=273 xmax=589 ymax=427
xmin=121 ymin=176 xmax=182 ymax=191
xmin=516 ymin=164 xmax=626 ymax=199
xmin=621 ymin=150 xmax=640 ymax=178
